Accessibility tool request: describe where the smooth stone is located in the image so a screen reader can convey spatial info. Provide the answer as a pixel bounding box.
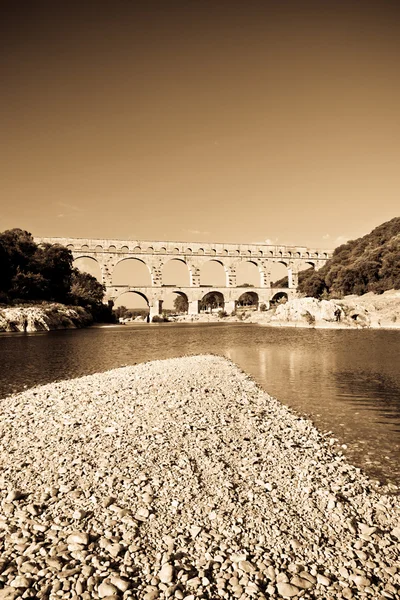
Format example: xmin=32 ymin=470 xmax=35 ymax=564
xmin=67 ymin=532 xmax=89 ymax=546
xmin=110 ymin=576 xmax=130 ymax=592
xmin=6 ymin=489 xmax=23 ymax=502
xmin=391 ymin=527 xmax=400 ymax=540
xmin=144 ymin=592 xmax=159 ymax=600
xmin=159 ymin=563 xmax=174 ymax=584
xmin=290 ymin=575 xmax=313 ymax=589
xmin=10 ymin=576 xmax=31 ymax=588
xmin=317 ymin=574 xmax=331 ymax=586
xmin=277 ymin=582 xmax=301 ymax=597
xmin=98 ymin=581 xmax=118 ymax=598
xmin=353 ymin=575 xmax=371 ymax=587
xmin=238 ymin=560 xmax=256 ymax=573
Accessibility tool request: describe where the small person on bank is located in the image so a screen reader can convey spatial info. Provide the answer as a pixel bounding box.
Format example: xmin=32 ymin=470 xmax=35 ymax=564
xmin=334 ymin=308 xmax=341 ymax=322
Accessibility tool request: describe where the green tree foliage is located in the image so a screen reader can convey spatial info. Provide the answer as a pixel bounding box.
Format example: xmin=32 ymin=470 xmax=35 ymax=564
xmin=173 ymin=294 xmax=188 ymax=313
xmin=298 ymin=217 xmax=400 ymax=298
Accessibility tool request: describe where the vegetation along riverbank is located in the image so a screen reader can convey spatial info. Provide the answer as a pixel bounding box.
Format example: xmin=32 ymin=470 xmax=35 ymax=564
xmin=0 ymin=355 xmax=399 ymax=599
xmin=0 ymin=228 xmax=112 ymax=332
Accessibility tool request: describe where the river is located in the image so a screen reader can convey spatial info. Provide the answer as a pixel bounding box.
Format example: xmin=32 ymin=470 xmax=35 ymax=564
xmin=1 ymin=323 xmax=399 ymax=485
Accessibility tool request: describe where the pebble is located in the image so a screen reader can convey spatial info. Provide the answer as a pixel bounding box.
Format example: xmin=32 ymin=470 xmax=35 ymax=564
xmin=317 ymin=574 xmax=331 ymax=586
xmin=98 ymin=581 xmax=118 ymax=597
xmin=277 ymin=582 xmax=301 ymax=597
xmin=0 ymin=356 xmax=398 ymax=600
xmin=67 ymin=531 xmax=89 ymax=545
xmin=159 ymin=563 xmax=174 ymax=584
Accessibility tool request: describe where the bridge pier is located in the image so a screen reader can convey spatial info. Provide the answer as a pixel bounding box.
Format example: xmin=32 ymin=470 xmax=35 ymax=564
xmin=149 ymin=300 xmax=163 ymax=319
xmin=224 ymin=300 xmax=235 ymax=314
xmin=188 ymin=300 xmax=199 ymax=315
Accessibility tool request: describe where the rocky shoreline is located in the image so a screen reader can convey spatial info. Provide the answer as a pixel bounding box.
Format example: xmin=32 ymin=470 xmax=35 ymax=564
xmin=171 ymin=291 xmax=400 ymax=330
xmin=0 ymin=355 xmax=399 ymax=599
xmin=0 ymin=303 xmax=93 ymax=333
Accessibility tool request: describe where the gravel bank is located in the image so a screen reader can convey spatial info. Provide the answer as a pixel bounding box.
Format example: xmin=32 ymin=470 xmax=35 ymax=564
xmin=0 ymin=355 xmax=399 ymax=600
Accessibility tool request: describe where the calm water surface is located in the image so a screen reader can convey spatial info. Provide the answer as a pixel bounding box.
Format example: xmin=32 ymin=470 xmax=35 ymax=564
xmin=1 ymin=323 xmax=399 ymax=485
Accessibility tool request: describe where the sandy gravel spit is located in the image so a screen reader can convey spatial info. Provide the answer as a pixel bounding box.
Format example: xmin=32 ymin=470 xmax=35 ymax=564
xmin=0 ymin=355 xmax=399 ymax=600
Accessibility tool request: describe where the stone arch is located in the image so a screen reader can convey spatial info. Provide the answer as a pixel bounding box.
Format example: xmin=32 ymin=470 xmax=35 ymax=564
xmin=162 ymin=258 xmax=190 ymax=287
xmin=305 ymin=261 xmax=316 ymax=269
xmin=173 ymin=247 xmax=180 ymax=254
xmin=198 ymin=248 xmax=205 ymax=255
xmin=67 ymin=244 xmax=75 ymax=250
xmin=237 ymin=291 xmax=259 ymax=308
xmin=200 ymin=260 xmax=228 ymax=287
xmin=222 ymin=249 xmax=229 ymax=255
xmin=94 ymin=245 xmax=103 ymax=252
xmin=73 ymin=256 xmax=102 ymax=283
xmin=210 ymin=249 xmax=216 ymax=256
xmin=200 ymin=291 xmax=225 ymax=312
xmin=80 ymin=244 xmax=89 ymax=251
xmin=270 ymin=261 xmax=289 ymax=287
xmin=108 ymin=245 xmax=117 ymax=252
xmin=147 ymin=246 xmax=154 ymax=253
xmin=186 ymin=248 xmax=192 ymax=254
xmin=159 ymin=246 xmax=167 ymax=253
xmin=114 ymin=291 xmax=150 ymax=311
xmin=112 ymin=257 xmax=152 ymax=286
xmin=121 ymin=245 xmax=129 ymax=252
xmin=133 ymin=246 xmax=141 ymax=253
xmin=271 ymin=291 xmax=288 ymax=304
xmin=235 ymin=260 xmax=261 ymax=287
xmin=162 ymin=290 xmax=189 ymax=313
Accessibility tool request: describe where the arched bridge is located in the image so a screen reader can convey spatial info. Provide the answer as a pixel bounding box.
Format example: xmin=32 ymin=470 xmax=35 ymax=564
xmin=35 ymin=237 xmax=332 ymax=316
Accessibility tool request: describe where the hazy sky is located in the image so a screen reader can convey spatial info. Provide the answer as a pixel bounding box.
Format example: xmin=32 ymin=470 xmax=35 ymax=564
xmin=1 ymin=0 xmax=400 ymax=249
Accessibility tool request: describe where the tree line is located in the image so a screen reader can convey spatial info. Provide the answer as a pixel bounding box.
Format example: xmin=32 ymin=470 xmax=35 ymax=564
xmin=0 ymin=229 xmax=107 ymax=317
xmin=299 ymin=217 xmax=400 ymax=298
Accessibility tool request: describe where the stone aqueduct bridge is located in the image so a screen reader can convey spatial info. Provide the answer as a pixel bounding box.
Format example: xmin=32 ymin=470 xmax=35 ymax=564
xmin=36 ymin=237 xmax=332 ymax=316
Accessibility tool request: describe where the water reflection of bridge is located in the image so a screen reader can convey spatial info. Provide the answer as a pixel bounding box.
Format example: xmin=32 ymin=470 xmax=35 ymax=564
xmin=35 ymin=237 xmax=331 ymax=316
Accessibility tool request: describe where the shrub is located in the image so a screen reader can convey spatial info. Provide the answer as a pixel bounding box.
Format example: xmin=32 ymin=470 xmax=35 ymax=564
xmin=303 ymin=311 xmax=316 ymax=325
xmin=152 ymin=314 xmax=169 ymax=323
xmin=259 ymin=303 xmax=267 ymax=311
xmin=218 ymin=309 xmax=227 ymax=318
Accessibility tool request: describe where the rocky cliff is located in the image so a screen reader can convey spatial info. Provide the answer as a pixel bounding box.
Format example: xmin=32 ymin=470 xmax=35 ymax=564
xmin=0 ymin=303 xmax=93 ymax=333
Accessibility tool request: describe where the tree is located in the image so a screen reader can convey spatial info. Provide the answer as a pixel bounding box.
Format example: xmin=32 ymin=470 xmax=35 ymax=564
xmin=0 ymin=229 xmax=38 ymax=298
xmin=33 ymin=243 xmax=74 ymax=302
xmin=0 ymin=229 xmax=75 ymax=303
xmin=173 ymin=295 xmax=188 ymax=313
xmin=239 ymin=292 xmax=257 ymax=306
xmin=200 ymin=292 xmax=223 ymax=312
xmin=298 ymin=271 xmax=327 ymax=298
xmin=114 ymin=305 xmax=130 ymax=320
xmin=69 ymin=269 xmax=105 ymax=308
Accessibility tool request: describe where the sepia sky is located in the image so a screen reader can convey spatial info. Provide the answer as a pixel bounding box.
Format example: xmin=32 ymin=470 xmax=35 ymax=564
xmin=1 ymin=0 xmax=400 ymax=250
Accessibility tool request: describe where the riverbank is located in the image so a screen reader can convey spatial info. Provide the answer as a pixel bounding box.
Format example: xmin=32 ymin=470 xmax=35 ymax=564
xmin=170 ymin=290 xmax=400 ymax=330
xmin=0 ymin=303 xmax=93 ymax=333
xmin=0 ymin=356 xmax=399 ymax=599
